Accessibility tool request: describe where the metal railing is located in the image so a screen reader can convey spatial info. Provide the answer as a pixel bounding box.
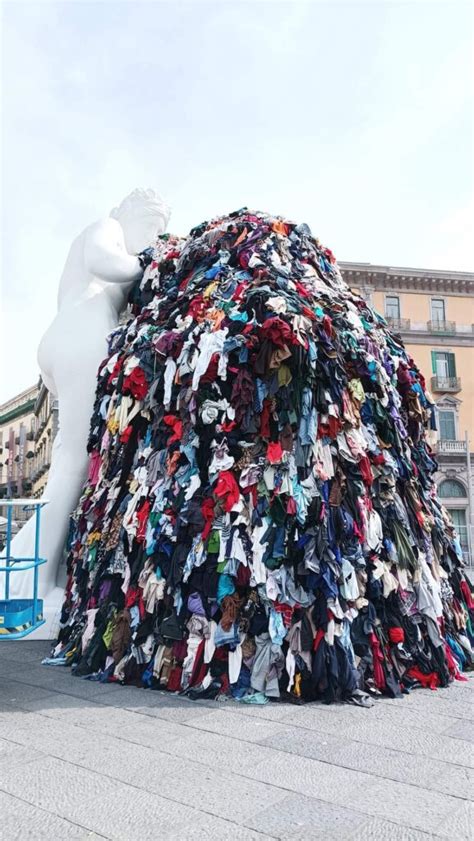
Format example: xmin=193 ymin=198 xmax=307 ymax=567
xmin=430 ymin=376 xmax=461 ymax=392
xmin=437 ymin=440 xmax=468 ymax=454
xmin=0 ymin=498 xmax=49 ymax=639
xmin=386 ymin=317 xmax=411 ymax=331
xmin=428 ymin=320 xmax=456 ymax=334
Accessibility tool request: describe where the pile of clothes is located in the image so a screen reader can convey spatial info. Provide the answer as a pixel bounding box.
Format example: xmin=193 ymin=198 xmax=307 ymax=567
xmin=49 ymin=208 xmax=474 ymax=707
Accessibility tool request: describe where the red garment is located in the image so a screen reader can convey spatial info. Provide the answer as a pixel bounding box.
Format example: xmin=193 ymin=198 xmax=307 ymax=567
xmin=163 ymin=414 xmax=183 ymax=444
xmin=274 ymin=601 xmax=295 ymax=627
xmin=388 ymin=627 xmax=405 ymax=644
xmin=221 ymin=420 xmax=237 ymax=433
xmin=460 ymin=579 xmax=474 ymax=609
xmin=188 ymin=639 xmax=207 ymax=688
xmin=88 ymin=450 xmax=101 ymax=485
xmin=286 ymin=497 xmax=297 ymax=515
xmin=236 ymin=563 xmax=251 ymax=587
xmin=358 ymin=455 xmax=373 ymax=487
xmin=294 ymin=282 xmax=311 ymax=300
xmin=108 ymin=356 xmax=123 ymax=387
xmin=407 ymin=667 xmax=440 ymax=690
xmin=123 ymin=367 xmax=148 ymax=400
xmin=120 ymin=425 xmax=133 ymax=444
xmin=200 ymin=354 xmax=220 ymax=384
xmin=371 ymin=453 xmax=386 ymax=466
xmin=125 ymin=586 xmax=140 ymax=608
xmin=369 ymin=632 xmax=386 ymax=690
xmin=444 ymin=642 xmax=468 ymax=681
xmin=136 ymin=499 xmax=151 ymax=543
xmin=261 ymin=316 xmax=293 ymax=348
xmin=267 ymin=442 xmax=283 ymax=464
xmin=322 ymin=315 xmax=332 ymax=337
xmin=214 ymin=470 xmax=240 ymax=512
xmin=201 ymin=498 xmax=215 ymax=540
xmin=186 ymin=293 xmax=205 ymax=319
xmin=260 ymin=399 xmax=272 ymax=438
xmin=313 ymin=628 xmax=325 ymax=651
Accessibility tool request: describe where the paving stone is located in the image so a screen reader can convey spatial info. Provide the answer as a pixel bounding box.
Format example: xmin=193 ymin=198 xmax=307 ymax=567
xmin=325 ymin=739 xmax=474 ymax=800
xmin=0 ymin=642 xmax=472 ymax=840
xmin=0 ymin=680 xmax=57 ymax=708
xmin=271 ymin=708 xmax=474 ymax=768
xmin=167 ymin=727 xmax=274 ymax=775
xmin=258 ymin=727 xmax=347 ymax=762
xmin=435 ymin=800 xmax=474 ymax=840
xmin=247 ymin=792 xmax=369 ymax=839
xmin=442 ymin=719 xmax=474 ymax=743
xmin=247 ymin=752 xmax=462 ymax=834
xmin=336 ymin=817 xmax=436 ymax=840
xmin=0 ymin=753 xmax=252 ymax=840
xmin=0 ymin=738 xmax=45 ymax=770
xmin=0 ymin=790 xmax=105 ymax=841
xmin=185 ymin=708 xmax=290 ymax=742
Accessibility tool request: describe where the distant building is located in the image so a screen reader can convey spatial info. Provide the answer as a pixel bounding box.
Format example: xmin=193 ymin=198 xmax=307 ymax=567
xmin=31 ymin=381 xmax=59 ymax=499
xmin=341 ymin=262 xmax=474 ymax=565
xmin=0 ymin=384 xmax=38 ymax=524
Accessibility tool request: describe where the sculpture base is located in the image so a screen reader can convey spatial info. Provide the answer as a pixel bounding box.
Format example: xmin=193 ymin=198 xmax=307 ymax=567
xmin=26 ymin=587 xmax=63 ymax=640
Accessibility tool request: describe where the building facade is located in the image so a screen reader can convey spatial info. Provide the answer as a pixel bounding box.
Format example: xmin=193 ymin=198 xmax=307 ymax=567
xmin=31 ymin=381 xmax=59 ymax=499
xmin=0 ymin=384 xmax=38 ymax=524
xmin=0 ymin=381 xmax=59 ymax=532
xmin=340 ymin=262 xmax=474 ymax=565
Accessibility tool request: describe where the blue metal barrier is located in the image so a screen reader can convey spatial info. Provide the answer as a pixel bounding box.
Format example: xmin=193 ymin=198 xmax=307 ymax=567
xmin=0 ymin=499 xmax=48 ymax=639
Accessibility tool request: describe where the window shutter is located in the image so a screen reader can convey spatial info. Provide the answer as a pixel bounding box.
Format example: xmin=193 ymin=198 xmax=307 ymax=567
xmin=447 ymin=353 xmax=456 ymax=377
xmin=431 ymin=351 xmax=437 ymax=373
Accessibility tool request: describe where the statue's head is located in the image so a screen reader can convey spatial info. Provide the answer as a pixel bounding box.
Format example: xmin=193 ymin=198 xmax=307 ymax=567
xmin=111 ymin=188 xmax=171 ymax=254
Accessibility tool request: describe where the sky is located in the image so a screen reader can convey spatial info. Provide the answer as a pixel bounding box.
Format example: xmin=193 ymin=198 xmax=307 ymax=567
xmin=1 ymin=0 xmax=473 ymax=403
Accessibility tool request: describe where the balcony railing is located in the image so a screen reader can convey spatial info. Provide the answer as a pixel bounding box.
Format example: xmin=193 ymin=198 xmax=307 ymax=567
xmin=437 ymin=439 xmax=467 ymax=454
xmin=386 ymin=317 xmax=411 ymax=331
xmin=431 ymin=376 xmax=461 ymax=393
xmin=428 ymin=320 xmax=456 ymax=334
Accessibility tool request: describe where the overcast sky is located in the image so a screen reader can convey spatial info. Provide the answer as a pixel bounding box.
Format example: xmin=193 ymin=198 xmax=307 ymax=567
xmin=1 ymin=0 xmax=473 ymax=403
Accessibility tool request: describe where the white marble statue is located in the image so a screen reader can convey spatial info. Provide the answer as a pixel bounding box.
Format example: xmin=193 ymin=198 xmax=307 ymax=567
xmin=3 ymin=188 xmax=170 ymax=632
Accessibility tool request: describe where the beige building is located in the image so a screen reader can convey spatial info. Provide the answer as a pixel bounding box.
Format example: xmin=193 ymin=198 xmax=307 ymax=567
xmin=0 ymin=381 xmax=59 ymax=531
xmin=0 ymin=384 xmax=38 ymax=524
xmin=31 ymin=381 xmax=59 ymax=499
xmin=341 ymin=263 xmax=474 ymax=564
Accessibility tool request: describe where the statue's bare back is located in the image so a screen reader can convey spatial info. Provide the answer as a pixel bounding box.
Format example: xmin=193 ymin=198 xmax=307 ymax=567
xmin=2 ymin=189 xmax=170 ymax=620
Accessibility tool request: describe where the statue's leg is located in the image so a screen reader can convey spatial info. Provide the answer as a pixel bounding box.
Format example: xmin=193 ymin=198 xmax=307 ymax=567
xmin=3 ymin=365 xmax=95 ymax=599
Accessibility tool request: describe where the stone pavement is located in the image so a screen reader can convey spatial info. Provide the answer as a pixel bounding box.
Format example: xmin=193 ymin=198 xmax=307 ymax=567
xmin=0 ymin=641 xmax=472 ymax=841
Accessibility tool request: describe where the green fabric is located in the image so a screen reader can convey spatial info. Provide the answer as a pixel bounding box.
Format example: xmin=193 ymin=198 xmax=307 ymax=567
xmin=207 ymin=530 xmax=220 ymax=554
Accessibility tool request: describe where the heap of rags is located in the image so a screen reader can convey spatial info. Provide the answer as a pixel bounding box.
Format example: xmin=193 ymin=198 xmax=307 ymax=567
xmin=52 ymin=208 xmax=474 ymax=705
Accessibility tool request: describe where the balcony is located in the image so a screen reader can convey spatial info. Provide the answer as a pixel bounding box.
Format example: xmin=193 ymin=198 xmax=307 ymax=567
xmin=437 ymin=440 xmax=467 ymax=454
xmin=427 ymin=319 xmax=457 ymax=335
xmin=386 ymin=317 xmax=411 ymax=332
xmin=431 ymin=376 xmax=461 ymax=393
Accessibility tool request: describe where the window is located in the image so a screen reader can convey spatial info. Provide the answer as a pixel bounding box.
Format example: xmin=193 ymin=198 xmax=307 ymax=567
xmin=385 ymin=296 xmax=400 ymax=319
xmin=439 ymin=479 xmax=465 ymax=498
xmin=447 ymin=509 xmax=469 ymax=552
xmin=438 ymin=410 xmax=456 ymax=441
xmin=431 ymin=298 xmax=445 ymax=323
xmin=432 ymin=351 xmax=456 ymax=379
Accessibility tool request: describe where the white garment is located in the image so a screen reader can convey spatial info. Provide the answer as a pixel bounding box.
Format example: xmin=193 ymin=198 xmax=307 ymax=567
xmin=163 ymin=358 xmax=177 ymax=407
xmin=191 ymin=329 xmax=228 ymax=390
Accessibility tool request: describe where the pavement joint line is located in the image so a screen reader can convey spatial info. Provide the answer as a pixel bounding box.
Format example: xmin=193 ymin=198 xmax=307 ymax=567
xmin=2 ymin=672 xmax=474 ymax=775
xmin=1 ymin=700 xmax=470 ymax=836
xmin=0 ymin=785 xmax=112 ymax=840
xmin=2 ymin=680 xmax=474 ymax=788
xmin=1 ymin=749 xmax=279 ymax=840
xmin=0 ymin=734 xmax=456 ymax=841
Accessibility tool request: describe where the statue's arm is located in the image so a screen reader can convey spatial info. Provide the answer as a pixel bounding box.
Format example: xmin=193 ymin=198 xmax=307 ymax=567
xmin=84 ymin=218 xmax=143 ymax=284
